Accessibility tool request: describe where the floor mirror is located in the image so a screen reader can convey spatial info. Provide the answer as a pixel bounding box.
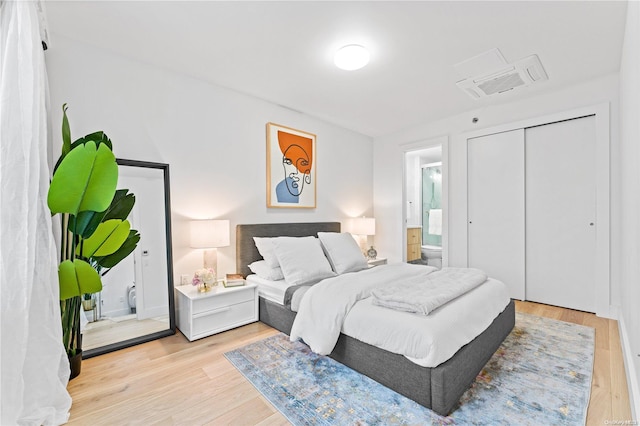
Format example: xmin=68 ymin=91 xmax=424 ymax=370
xmin=82 ymin=159 xmax=175 ymax=358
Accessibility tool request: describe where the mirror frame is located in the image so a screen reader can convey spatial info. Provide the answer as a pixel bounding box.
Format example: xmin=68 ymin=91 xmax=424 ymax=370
xmin=83 ymin=159 xmax=176 ymax=358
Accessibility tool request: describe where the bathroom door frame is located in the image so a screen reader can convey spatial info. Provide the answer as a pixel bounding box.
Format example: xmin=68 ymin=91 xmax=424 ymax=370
xmin=401 ymin=135 xmax=449 ymax=266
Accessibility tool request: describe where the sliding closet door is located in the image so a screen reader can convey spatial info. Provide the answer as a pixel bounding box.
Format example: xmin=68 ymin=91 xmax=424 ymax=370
xmin=468 ymin=129 xmax=525 ymax=300
xmin=525 ymin=116 xmax=596 ymax=312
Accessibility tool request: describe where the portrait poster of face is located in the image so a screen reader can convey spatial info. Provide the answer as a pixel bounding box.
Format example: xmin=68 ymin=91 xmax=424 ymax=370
xmin=266 ymin=123 xmax=316 ymax=208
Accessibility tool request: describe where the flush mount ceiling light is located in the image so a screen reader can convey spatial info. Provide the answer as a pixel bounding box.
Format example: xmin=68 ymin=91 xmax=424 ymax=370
xmin=334 ymin=44 xmax=370 ymax=71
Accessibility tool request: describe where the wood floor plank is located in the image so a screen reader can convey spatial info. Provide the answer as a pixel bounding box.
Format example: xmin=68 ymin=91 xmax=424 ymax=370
xmin=207 ymin=396 xmax=278 ymax=425
xmin=66 ymin=301 xmax=631 ymax=425
xmin=610 ymin=319 xmax=633 ymax=421
xmin=559 ymin=307 xmax=583 ymax=325
xmin=583 ymin=314 xmax=611 ymax=351
xmin=254 ymin=412 xmax=292 ymax=426
xmin=588 ymin=347 xmax=612 ymax=425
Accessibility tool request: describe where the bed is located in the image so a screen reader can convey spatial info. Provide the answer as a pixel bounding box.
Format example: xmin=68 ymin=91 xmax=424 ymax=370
xmin=236 ymin=222 xmax=515 ymax=415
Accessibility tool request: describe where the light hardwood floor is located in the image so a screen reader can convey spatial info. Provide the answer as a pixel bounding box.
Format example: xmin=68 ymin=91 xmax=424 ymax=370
xmin=66 ymin=301 xmax=631 ymax=425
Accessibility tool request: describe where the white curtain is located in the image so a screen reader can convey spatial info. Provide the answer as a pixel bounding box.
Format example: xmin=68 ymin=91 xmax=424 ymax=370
xmin=0 ymin=1 xmax=72 ymax=424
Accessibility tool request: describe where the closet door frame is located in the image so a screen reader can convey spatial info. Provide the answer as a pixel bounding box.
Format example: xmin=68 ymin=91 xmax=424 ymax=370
xmin=461 ymin=103 xmax=610 ymax=318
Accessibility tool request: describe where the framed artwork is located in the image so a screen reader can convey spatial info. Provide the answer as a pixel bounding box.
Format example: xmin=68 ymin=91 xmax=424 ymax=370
xmin=266 ymin=122 xmax=316 ymax=208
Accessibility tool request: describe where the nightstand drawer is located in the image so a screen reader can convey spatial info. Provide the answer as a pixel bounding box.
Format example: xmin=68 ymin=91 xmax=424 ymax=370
xmin=192 ymin=300 xmax=255 ymax=337
xmin=191 ymin=288 xmax=253 ymax=315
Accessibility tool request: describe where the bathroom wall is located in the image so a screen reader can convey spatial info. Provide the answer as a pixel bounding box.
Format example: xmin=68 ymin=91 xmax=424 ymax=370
xmin=422 ymin=164 xmax=442 ymax=246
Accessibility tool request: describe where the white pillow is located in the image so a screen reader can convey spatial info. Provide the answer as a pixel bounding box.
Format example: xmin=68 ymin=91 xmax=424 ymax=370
xmin=318 ymin=232 xmax=368 ymax=274
xmin=253 ymin=237 xmax=280 ymax=269
xmin=248 ymin=260 xmax=285 ymax=281
xmin=271 ymin=236 xmax=336 ymax=286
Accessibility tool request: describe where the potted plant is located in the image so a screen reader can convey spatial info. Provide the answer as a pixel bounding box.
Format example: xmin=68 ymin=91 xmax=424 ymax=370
xmin=82 ymin=293 xmax=95 ymax=312
xmin=47 ymin=105 xmax=140 ymax=379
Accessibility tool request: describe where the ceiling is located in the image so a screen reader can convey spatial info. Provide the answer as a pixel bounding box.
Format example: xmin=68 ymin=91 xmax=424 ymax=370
xmin=44 ymin=1 xmax=628 ymax=138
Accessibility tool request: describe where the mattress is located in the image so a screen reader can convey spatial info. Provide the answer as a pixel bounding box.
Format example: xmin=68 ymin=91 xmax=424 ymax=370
xmin=245 ymin=274 xmax=292 ymax=305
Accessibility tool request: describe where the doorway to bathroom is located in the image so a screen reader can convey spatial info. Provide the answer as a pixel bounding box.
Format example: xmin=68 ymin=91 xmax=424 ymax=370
xmin=403 ymin=136 xmax=448 ymax=268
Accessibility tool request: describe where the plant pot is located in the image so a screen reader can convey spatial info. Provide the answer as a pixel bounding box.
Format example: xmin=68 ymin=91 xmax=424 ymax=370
xmin=82 ymin=299 xmax=95 ymax=311
xmin=69 ymin=349 xmax=82 ymax=380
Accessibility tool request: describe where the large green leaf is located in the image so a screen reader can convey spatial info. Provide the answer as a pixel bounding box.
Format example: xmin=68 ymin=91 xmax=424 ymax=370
xmin=72 ymin=131 xmax=113 ymax=151
xmin=103 ymin=189 xmax=135 ymax=221
xmin=58 ymin=259 xmax=102 ymax=300
xmin=48 ymin=141 xmax=118 ymax=216
xmin=78 ymin=219 xmax=131 ymax=258
xmin=53 ymin=131 xmax=114 ymax=172
xmin=95 ymin=230 xmax=141 ymax=270
xmin=67 ymin=189 xmax=135 ymax=239
xmin=67 ymin=210 xmax=107 ymax=240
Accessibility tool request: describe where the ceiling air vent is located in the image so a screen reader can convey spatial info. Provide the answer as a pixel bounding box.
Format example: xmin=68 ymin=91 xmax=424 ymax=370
xmin=456 ymin=54 xmax=548 ymax=99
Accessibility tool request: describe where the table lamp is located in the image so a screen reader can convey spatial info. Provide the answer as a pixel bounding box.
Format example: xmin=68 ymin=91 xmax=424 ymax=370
xmin=347 ymin=217 xmax=377 ymax=259
xmin=190 ymin=219 xmax=230 ymax=272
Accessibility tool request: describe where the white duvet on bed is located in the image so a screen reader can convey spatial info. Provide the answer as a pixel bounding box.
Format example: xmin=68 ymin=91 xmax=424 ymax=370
xmin=290 ymin=263 xmax=436 ymax=354
xmin=290 ymin=262 xmax=510 ymax=368
xmin=343 ymin=278 xmax=510 ymax=367
xmin=370 ymin=267 xmax=488 ymax=315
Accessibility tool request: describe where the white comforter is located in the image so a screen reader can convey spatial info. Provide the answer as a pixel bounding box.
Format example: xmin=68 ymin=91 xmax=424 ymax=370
xmin=290 ymin=263 xmax=436 ymax=355
xmin=290 ymin=263 xmax=511 ymax=367
xmin=370 ymin=267 xmax=488 ymax=315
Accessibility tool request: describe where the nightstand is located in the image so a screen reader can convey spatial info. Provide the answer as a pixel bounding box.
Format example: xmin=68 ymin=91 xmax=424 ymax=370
xmin=175 ymin=282 xmax=258 ymax=341
xmin=368 ymin=258 xmax=387 ymax=267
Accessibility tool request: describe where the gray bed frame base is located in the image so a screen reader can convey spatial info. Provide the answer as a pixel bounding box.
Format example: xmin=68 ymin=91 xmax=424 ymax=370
xmin=238 ymin=222 xmax=516 ymax=416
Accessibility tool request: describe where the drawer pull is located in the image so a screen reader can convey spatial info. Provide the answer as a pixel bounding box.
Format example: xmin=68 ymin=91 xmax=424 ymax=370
xmin=193 ymin=306 xmax=231 ymax=319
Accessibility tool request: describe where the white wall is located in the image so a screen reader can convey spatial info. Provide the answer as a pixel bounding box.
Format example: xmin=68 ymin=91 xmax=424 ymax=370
xmin=374 ymin=72 xmax=620 ymax=299
xmin=46 ymin=35 xmax=374 ymax=284
xmin=618 ymin=0 xmax=640 ymax=417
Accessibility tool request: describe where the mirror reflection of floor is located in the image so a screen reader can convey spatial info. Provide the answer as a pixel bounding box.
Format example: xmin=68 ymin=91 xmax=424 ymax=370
xmin=83 ymin=315 xmax=169 ymax=351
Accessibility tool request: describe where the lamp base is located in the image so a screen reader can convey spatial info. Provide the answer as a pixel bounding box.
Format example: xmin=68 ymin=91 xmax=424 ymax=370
xmin=203 ymin=249 xmax=218 ymax=271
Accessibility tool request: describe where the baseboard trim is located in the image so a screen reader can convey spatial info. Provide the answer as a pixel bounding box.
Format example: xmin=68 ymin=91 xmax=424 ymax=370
xmin=618 ymin=313 xmax=640 ymax=420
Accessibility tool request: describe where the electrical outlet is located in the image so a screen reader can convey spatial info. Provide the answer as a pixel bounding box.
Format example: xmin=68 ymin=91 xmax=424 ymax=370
xmin=180 ymin=274 xmax=190 ymax=285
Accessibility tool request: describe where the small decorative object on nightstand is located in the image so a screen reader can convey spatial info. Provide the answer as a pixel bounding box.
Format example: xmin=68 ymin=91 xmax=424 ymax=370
xmin=175 ymin=283 xmax=258 ymax=341
xmin=192 ymin=267 xmax=216 ymax=292
xmin=366 ymin=246 xmax=378 ymax=260
xmin=224 ymin=274 xmax=245 ymax=288
xmin=368 ymin=257 xmax=387 ymax=267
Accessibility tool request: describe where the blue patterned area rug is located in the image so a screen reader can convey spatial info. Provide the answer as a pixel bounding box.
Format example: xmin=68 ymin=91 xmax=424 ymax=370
xmin=224 ymin=313 xmax=594 ymax=425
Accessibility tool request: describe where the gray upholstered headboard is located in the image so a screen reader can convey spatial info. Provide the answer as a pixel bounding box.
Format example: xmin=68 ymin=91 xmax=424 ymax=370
xmin=236 ymin=222 xmax=341 ymax=277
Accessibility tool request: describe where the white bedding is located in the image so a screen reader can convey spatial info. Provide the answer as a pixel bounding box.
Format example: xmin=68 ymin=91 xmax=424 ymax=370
xmin=245 ymin=274 xmax=292 ymax=305
xmin=370 ymin=267 xmax=488 ymax=315
xmin=344 ymin=278 xmax=510 ymax=367
xmin=290 ymin=263 xmax=436 ymax=354
xmin=290 ymin=263 xmax=510 ymax=368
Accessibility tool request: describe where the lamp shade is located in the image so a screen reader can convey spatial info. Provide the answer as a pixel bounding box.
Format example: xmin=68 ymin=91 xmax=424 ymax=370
xmin=348 ymin=217 xmax=376 ymax=236
xmin=190 ymin=220 xmax=230 ymax=248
